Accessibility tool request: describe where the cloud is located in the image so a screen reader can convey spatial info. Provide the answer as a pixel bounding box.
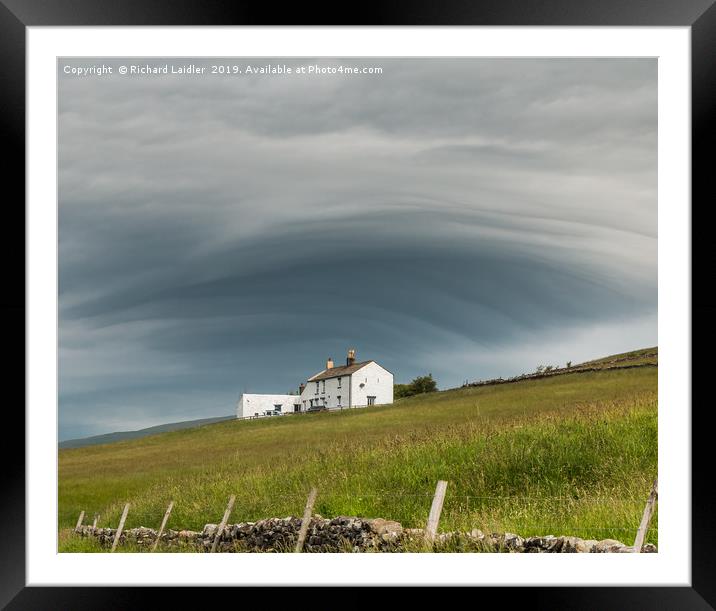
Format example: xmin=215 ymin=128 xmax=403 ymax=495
xmin=57 ymin=57 xmax=657 ymax=439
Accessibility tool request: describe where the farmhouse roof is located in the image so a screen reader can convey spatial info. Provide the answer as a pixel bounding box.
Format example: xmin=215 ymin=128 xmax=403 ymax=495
xmin=307 ymin=360 xmax=374 ymax=382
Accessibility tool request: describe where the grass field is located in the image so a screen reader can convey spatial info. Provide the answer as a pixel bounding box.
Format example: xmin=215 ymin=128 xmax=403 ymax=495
xmin=58 ymin=348 xmax=658 ymax=551
xmin=579 ymin=347 xmax=658 ymax=369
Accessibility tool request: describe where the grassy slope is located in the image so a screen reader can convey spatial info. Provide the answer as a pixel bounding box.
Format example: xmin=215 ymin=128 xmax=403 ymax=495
xmin=580 ymin=346 xmax=658 ymax=368
xmin=59 ymin=415 xmax=235 ymax=449
xmin=59 ymin=350 xmax=658 ymax=550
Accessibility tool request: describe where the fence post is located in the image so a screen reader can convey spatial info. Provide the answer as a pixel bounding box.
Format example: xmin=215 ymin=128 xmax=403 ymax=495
xmin=74 ymin=510 xmax=85 ymax=533
xmin=633 ymin=477 xmax=658 ymax=552
xmin=210 ymin=495 xmax=236 ymax=553
xmin=91 ymin=514 xmax=99 ymax=534
xmin=425 ymin=480 xmax=448 ymax=542
xmin=111 ymin=504 xmax=130 ymax=553
xmin=152 ymin=501 xmax=175 ymax=553
xmin=294 ymin=487 xmax=318 ymax=553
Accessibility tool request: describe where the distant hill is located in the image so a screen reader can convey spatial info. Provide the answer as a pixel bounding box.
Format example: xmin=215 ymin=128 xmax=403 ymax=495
xmin=58 ymin=415 xmax=234 ymax=449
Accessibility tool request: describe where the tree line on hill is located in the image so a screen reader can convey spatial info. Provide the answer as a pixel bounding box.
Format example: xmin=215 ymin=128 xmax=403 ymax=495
xmin=394 ymin=374 xmax=438 ymax=399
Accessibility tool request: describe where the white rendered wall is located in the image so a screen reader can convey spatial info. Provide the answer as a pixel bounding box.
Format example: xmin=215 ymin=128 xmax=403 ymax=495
xmin=350 ymin=361 xmax=393 ymax=407
xmin=237 ymin=394 xmax=301 ymax=418
xmin=300 ymin=375 xmax=345 ymax=409
xmin=300 ymin=379 xmax=320 ymax=409
xmin=321 ymin=374 xmax=350 ymax=408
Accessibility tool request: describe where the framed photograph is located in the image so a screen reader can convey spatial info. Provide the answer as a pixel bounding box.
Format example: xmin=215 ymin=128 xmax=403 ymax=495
xmin=5 ymin=0 xmax=710 ymax=605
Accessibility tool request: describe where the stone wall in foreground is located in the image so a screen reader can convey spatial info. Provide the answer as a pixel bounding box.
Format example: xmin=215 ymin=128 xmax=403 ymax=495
xmin=75 ymin=516 xmax=657 ymax=553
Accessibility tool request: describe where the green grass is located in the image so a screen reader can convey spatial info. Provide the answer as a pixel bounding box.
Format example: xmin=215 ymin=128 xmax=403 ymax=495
xmin=580 ymin=346 xmax=657 ymax=368
xmin=59 ymin=350 xmax=658 ymax=552
xmin=58 ymin=536 xmax=190 ymax=553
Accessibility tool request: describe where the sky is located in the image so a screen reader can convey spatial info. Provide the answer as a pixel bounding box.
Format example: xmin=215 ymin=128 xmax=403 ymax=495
xmin=58 ymin=57 xmax=657 ymax=440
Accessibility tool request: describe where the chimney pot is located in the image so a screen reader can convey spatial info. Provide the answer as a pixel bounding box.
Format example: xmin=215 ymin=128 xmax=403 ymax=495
xmin=326 ymin=357 xmax=334 ymax=370
xmin=346 ymin=348 xmax=356 ymax=366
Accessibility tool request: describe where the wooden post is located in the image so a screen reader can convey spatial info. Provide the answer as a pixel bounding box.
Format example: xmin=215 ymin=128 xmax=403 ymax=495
xmin=74 ymin=510 xmax=85 ymax=533
xmin=634 ymin=478 xmax=658 ymax=552
xmin=210 ymin=495 xmax=236 ymax=553
xmin=425 ymin=480 xmax=448 ymax=542
xmin=91 ymin=514 xmax=99 ymax=533
xmin=294 ymin=487 xmax=318 ymax=553
xmin=111 ymin=504 xmax=130 ymax=553
xmin=151 ymin=501 xmax=174 ymax=553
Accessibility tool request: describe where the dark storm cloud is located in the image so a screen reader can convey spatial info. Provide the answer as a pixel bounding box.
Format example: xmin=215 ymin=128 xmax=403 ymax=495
xmin=58 ymin=58 xmax=657 ymax=440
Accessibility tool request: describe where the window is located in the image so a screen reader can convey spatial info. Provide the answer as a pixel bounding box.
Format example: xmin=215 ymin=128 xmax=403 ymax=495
xmin=337 ymin=377 xmax=342 ymax=388
xmin=294 ymin=405 xmax=301 ymax=413
xmin=367 ymin=396 xmax=376 ymax=406
xmin=337 ymin=395 xmax=341 ymax=407
xmin=274 ymin=404 xmax=282 ymax=412
xmin=315 ymin=382 xmax=319 ymax=394
xmin=321 ymin=380 xmax=325 ymax=393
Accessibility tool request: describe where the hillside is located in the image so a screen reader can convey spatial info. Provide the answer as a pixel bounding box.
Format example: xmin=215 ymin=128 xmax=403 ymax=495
xmin=58 ymin=348 xmax=658 ymax=551
xmin=59 ymin=415 xmax=234 ymax=449
xmin=462 ymin=346 xmax=657 ymax=388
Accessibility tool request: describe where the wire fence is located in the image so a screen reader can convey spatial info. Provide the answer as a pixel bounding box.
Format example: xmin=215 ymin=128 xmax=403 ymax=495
xmin=70 ymin=478 xmax=658 ymax=553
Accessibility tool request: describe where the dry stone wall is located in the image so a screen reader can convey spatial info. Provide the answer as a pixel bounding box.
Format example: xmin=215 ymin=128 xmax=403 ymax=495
xmin=75 ymin=515 xmax=656 ymax=553
xmin=461 ymin=362 xmax=657 ymax=389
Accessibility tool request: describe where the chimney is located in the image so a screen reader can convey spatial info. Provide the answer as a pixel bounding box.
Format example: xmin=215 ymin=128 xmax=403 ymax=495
xmin=299 ymin=383 xmax=306 ymax=395
xmin=346 ymin=348 xmax=356 ymax=366
xmin=326 ymin=357 xmax=334 ymax=370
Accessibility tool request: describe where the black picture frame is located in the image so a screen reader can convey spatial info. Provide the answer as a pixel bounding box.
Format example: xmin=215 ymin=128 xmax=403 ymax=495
xmin=3 ymin=0 xmax=710 ymax=606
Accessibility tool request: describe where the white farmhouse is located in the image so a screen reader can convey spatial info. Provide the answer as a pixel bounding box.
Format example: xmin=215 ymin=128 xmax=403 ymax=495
xmin=236 ymin=349 xmax=393 ymax=419
xmin=299 ymin=350 xmax=393 ymax=410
